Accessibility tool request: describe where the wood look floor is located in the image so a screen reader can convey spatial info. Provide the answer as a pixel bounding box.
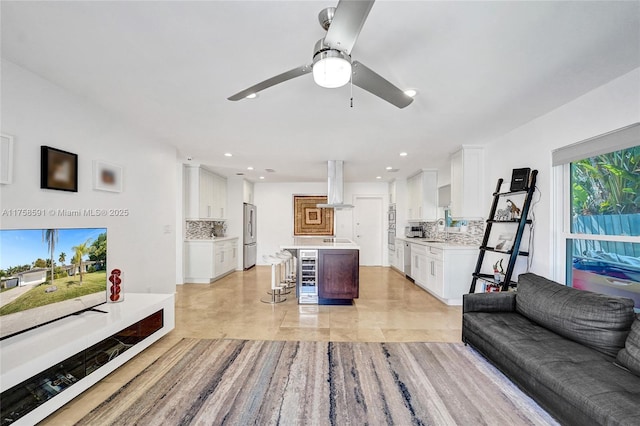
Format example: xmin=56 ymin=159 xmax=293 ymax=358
xmin=42 ymin=266 xmax=462 ymax=425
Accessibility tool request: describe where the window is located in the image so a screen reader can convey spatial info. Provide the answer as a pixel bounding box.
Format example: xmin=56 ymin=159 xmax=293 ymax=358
xmin=553 ymin=123 xmax=640 ymax=310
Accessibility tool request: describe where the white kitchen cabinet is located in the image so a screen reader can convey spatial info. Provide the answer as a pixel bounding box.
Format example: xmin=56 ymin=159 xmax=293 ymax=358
xmin=392 ymin=239 xmax=404 ymax=273
xmin=406 ymin=170 xmax=438 ymax=221
xmin=214 ymin=238 xmax=238 ymax=279
xmin=184 ymin=165 xmax=227 ymax=220
xmin=198 ymin=168 xmax=215 ymax=218
xmin=389 ymin=179 xmax=397 ymax=205
xmin=410 ymin=243 xmax=428 ymax=288
xmin=212 ymin=173 xmax=227 ymax=219
xmin=184 ymin=237 xmax=238 ymax=283
xmin=243 ymin=180 xmax=254 ymax=204
xmin=414 ymin=243 xmax=477 ymax=305
xmin=424 ymin=246 xmax=444 ymax=296
xmin=450 ymin=146 xmax=484 ymax=219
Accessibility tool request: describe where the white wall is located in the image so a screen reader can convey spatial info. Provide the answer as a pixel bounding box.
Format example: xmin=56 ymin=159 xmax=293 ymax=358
xmin=253 ymin=181 xmax=388 ymax=265
xmin=483 ymin=67 xmax=640 ymax=280
xmin=1 ymin=61 xmax=177 ymax=294
xmin=226 ymin=176 xmax=245 ymax=271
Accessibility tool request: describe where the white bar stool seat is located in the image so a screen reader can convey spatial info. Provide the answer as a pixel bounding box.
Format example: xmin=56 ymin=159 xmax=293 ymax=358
xmin=261 ymin=255 xmax=287 ymax=304
xmin=276 ymin=251 xmax=296 ymax=290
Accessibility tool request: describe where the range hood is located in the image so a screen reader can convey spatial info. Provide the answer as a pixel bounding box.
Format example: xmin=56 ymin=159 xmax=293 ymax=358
xmin=317 ymin=160 xmax=353 ymax=209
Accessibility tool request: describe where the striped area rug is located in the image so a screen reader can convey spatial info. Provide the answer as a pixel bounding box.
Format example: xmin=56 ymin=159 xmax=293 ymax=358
xmin=77 ymin=339 xmax=558 ymax=425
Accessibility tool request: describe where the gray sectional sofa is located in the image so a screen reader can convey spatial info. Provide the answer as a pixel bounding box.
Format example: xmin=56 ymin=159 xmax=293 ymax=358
xmin=463 ymin=272 xmax=640 ymax=426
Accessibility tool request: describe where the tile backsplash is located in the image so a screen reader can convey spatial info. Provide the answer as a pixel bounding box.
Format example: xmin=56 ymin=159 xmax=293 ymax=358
xmin=186 ymin=220 xmax=226 ymax=239
xmin=421 ymin=220 xmax=484 ymax=246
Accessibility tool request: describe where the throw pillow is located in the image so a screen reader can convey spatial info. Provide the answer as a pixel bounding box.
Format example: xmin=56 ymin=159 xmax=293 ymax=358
xmin=617 ymin=316 xmax=640 ymax=377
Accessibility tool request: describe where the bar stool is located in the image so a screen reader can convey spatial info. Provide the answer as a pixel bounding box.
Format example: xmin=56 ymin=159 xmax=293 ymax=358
xmin=261 ymin=255 xmax=287 ymax=304
xmin=267 ymin=252 xmax=291 ymax=296
xmin=276 ymin=251 xmax=296 ymax=290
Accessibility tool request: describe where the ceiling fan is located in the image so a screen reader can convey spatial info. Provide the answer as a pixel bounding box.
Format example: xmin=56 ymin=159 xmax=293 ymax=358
xmin=227 ymin=0 xmax=414 ymax=109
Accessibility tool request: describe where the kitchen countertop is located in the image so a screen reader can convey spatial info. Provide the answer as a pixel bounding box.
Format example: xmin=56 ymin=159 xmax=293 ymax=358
xmin=281 ymin=237 xmax=360 ymax=250
xmin=395 ymin=237 xmax=479 ymax=251
xmin=185 ymin=236 xmax=238 ymax=242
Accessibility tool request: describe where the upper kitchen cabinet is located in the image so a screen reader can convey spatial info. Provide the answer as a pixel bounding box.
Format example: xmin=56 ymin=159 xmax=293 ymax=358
xmin=243 ymin=180 xmax=254 ymax=204
xmin=212 ymin=173 xmax=227 ymax=218
xmin=450 ymin=146 xmax=484 ymax=219
xmin=184 ymin=165 xmax=227 ymax=220
xmin=406 ymin=170 xmax=438 ymax=221
xmin=389 ymin=179 xmax=397 ymax=204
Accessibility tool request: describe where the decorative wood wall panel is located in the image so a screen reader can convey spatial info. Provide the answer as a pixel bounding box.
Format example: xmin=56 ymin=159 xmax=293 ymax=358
xmin=293 ymin=195 xmax=334 ymax=236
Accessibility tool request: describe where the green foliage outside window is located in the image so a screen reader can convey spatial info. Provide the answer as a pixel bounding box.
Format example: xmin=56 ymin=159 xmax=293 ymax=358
xmin=571 ymin=146 xmax=640 ymax=216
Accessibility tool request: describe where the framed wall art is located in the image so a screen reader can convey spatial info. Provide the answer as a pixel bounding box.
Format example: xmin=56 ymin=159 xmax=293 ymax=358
xmin=40 ymin=146 xmax=78 ymax=192
xmin=94 ymin=160 xmax=123 ymax=192
xmin=0 ymin=134 xmax=14 ymax=184
xmin=293 ymin=195 xmax=334 ymax=236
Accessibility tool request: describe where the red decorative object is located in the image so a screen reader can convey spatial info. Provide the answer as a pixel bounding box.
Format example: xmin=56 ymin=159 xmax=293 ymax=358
xmin=109 ymin=268 xmax=123 ymax=302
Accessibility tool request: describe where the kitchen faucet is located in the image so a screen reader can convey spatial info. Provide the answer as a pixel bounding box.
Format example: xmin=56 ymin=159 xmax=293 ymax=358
xmin=435 ymin=218 xmax=448 ymax=241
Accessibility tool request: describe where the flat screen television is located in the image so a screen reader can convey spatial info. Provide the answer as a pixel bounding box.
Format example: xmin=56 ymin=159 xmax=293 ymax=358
xmin=0 ymin=227 xmax=107 ymax=340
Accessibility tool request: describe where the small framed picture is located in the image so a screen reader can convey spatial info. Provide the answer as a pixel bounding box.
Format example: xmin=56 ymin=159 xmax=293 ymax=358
xmin=41 ymin=146 xmax=78 ymax=192
xmin=0 ymin=134 xmax=14 ymax=184
xmin=94 ymin=160 xmax=123 ymax=192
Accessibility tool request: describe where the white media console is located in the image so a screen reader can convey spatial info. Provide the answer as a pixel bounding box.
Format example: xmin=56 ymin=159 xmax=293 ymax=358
xmin=0 ymin=293 xmax=175 ymax=425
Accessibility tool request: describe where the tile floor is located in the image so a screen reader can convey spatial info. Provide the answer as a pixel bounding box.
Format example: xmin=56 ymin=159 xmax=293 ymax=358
xmin=42 ymin=266 xmax=463 ymax=424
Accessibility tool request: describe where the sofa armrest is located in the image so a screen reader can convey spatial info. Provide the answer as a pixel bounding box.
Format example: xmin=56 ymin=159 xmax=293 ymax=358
xmin=463 ymin=292 xmax=517 ymax=313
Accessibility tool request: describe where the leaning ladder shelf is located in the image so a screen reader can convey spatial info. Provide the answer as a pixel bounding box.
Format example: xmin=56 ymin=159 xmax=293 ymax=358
xmin=469 ymin=169 xmax=538 ymax=293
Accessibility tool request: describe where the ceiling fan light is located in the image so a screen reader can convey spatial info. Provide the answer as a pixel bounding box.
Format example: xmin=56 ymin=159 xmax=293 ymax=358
xmin=313 ymin=56 xmax=352 ymax=88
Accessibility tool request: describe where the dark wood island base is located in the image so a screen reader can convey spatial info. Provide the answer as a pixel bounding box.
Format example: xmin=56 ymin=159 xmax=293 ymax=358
xmin=318 ymin=249 xmax=359 ymax=304
xmin=281 ymin=238 xmax=360 ymax=305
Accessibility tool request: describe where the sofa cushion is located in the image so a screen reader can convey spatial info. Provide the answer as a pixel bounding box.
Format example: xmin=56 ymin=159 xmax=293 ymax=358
xmin=515 ymin=273 xmax=635 ymax=357
xmin=463 ymin=292 xmax=516 ymax=313
xmin=464 ymin=311 xmax=640 ymax=426
xmin=617 ymin=316 xmax=640 ymax=377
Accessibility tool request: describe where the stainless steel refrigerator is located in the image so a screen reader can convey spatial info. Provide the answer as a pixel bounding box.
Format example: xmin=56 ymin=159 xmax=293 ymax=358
xmin=243 ymin=203 xmax=257 ymax=269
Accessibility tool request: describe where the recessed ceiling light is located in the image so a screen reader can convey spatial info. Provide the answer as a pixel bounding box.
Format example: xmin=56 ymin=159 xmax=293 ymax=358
xmin=376 ymin=176 xmax=382 ymax=180
xmin=247 ymin=166 xmax=254 ymax=170
xmin=385 ymin=166 xmax=393 ymax=170
xmin=259 ymin=176 xmax=265 ymax=180
xmin=400 ymin=152 xmax=408 ymax=157
xmin=224 ymin=153 xmax=232 ymax=157
xmin=404 ymin=89 xmax=418 ymax=98
xmin=245 ymin=93 xmax=258 ymax=99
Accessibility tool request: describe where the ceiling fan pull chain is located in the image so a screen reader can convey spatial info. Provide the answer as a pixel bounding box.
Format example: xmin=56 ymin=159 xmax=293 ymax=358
xmin=350 ymin=73 xmax=354 ymax=108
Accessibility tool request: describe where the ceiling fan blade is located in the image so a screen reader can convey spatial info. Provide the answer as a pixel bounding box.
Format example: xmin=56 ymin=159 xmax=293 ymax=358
xmin=324 ymin=0 xmax=375 ymax=55
xmin=351 ymin=61 xmax=414 ymax=109
xmin=228 ymin=65 xmax=312 ymax=101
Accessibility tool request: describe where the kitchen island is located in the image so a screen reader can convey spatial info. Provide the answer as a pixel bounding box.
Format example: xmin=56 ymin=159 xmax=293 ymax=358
xmin=281 ymin=237 xmax=359 ymax=305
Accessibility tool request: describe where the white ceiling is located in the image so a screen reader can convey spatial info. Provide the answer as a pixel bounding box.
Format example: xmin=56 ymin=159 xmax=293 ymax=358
xmin=2 ymin=1 xmax=639 ymax=183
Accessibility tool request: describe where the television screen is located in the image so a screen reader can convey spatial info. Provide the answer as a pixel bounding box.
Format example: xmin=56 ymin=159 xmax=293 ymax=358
xmin=0 ymin=228 xmax=107 ymax=340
